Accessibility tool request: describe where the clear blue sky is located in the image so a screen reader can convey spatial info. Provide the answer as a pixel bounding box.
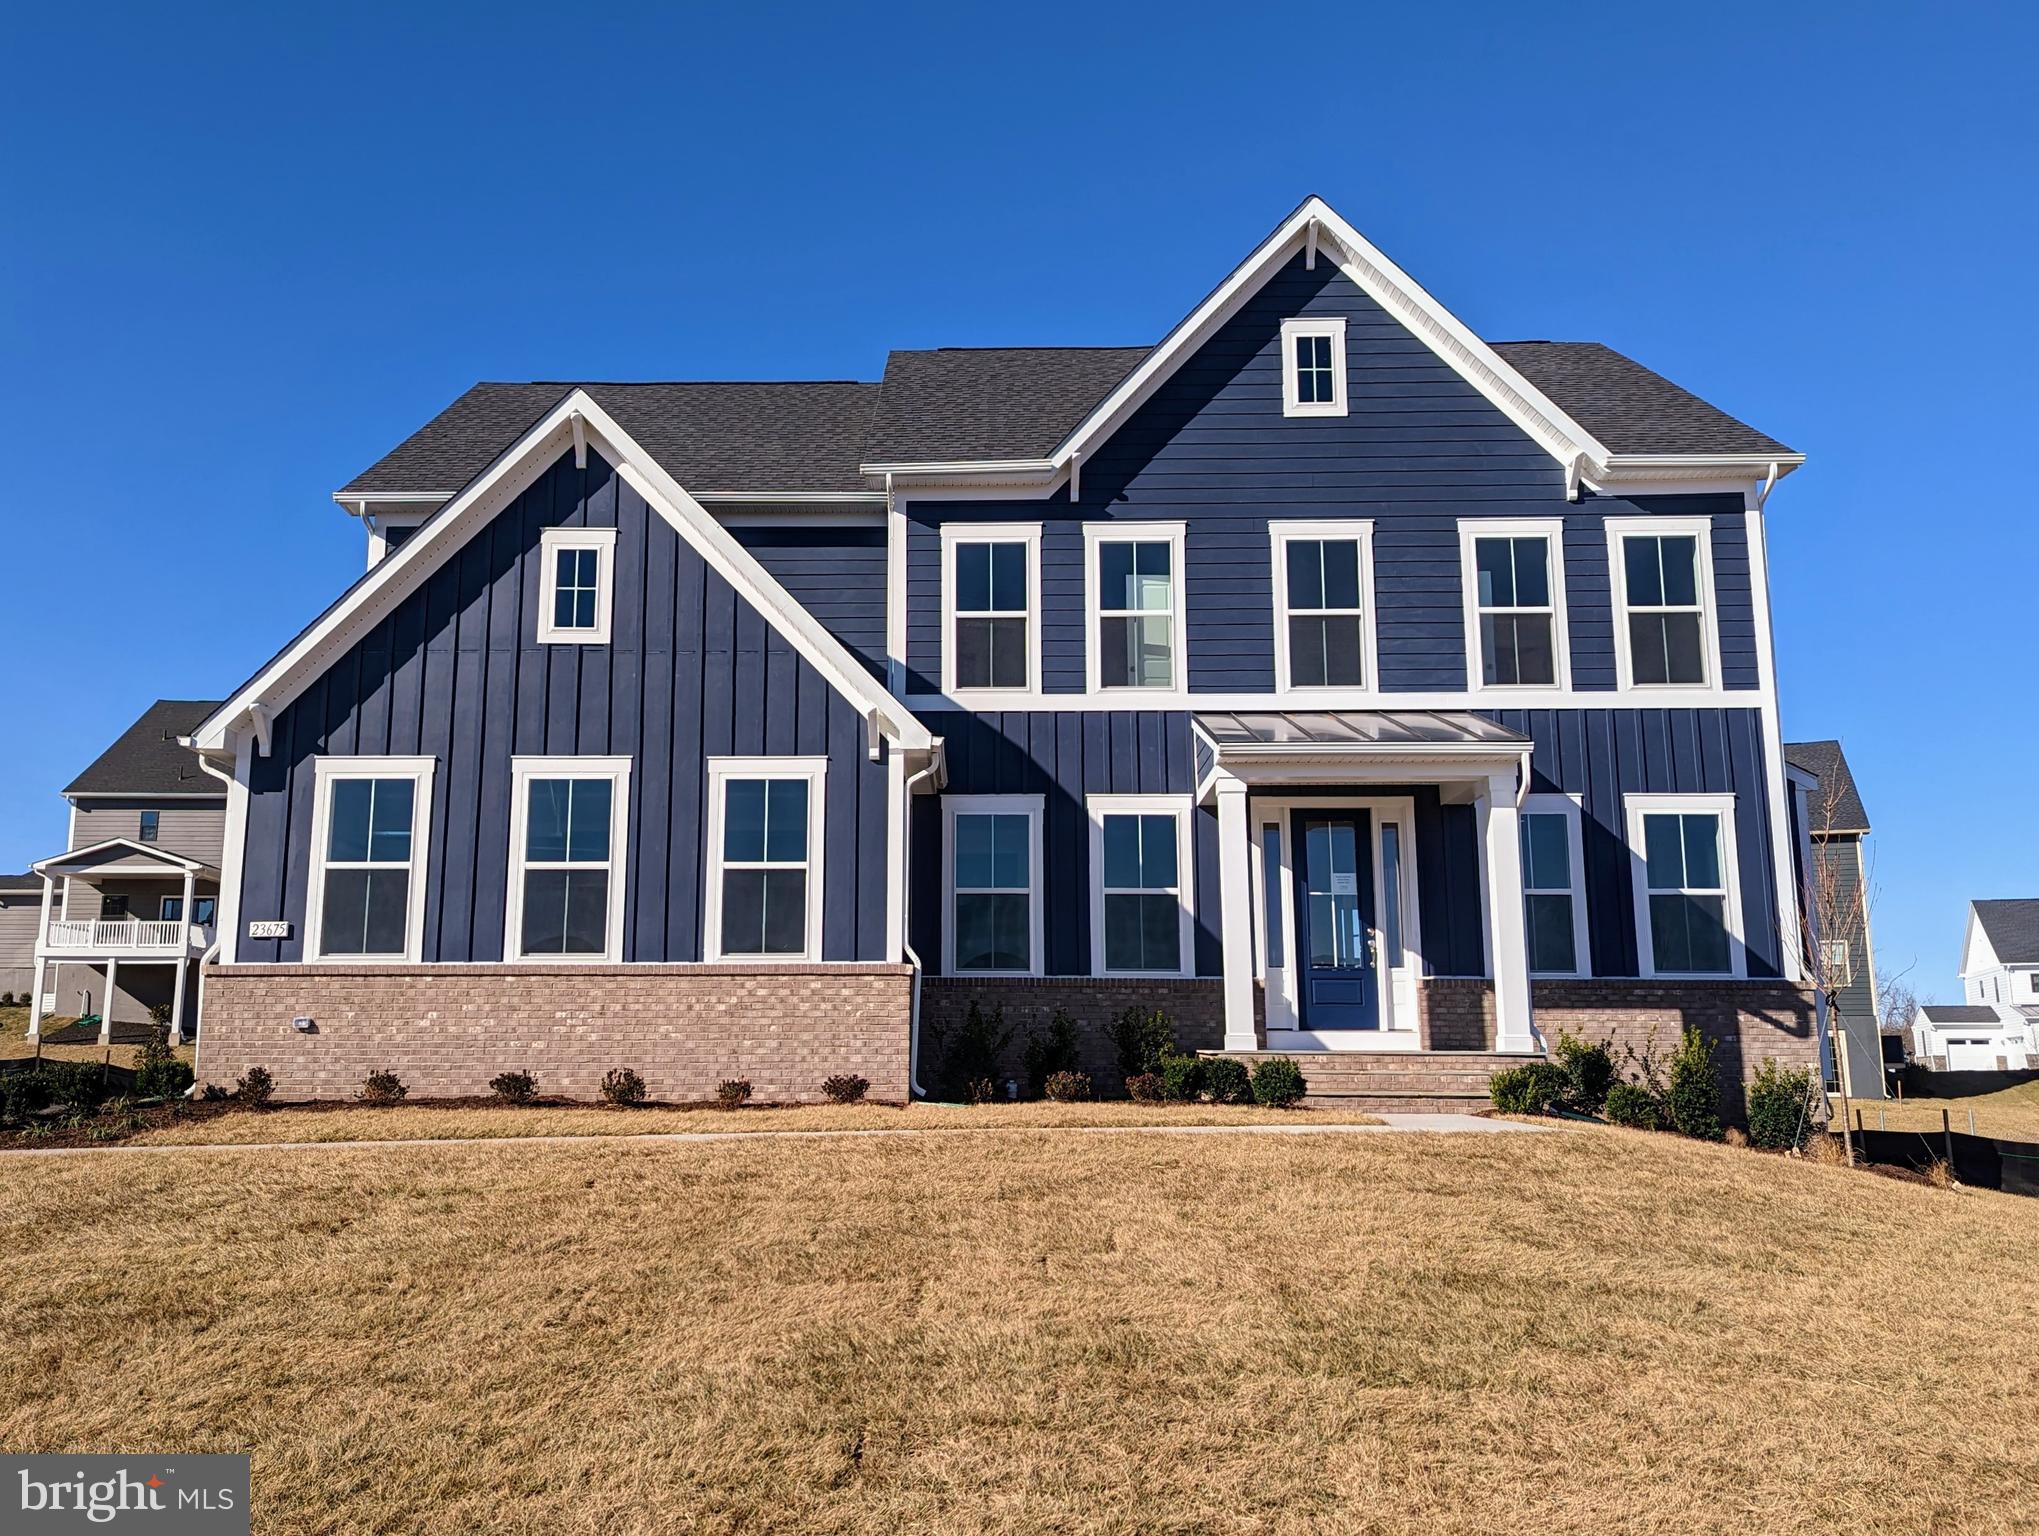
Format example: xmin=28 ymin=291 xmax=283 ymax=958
xmin=3 ymin=2 xmax=2032 ymax=999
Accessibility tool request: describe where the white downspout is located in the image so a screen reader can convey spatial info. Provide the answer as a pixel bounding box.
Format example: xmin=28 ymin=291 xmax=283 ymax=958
xmin=900 ymin=752 xmax=943 ymax=1099
xmin=188 ymin=749 xmax=237 ymax=1091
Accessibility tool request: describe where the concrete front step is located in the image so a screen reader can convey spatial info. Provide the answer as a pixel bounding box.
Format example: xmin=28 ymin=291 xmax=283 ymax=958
xmin=1203 ymin=1049 xmax=1542 ymax=1114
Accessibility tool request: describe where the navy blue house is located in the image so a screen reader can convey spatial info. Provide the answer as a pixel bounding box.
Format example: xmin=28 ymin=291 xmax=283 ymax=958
xmin=184 ymin=198 xmax=1824 ymax=1105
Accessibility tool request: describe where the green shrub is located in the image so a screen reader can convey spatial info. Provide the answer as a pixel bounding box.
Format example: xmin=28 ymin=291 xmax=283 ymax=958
xmin=131 ymin=1030 xmax=195 ymax=1100
xmin=1488 ymin=1062 xmax=1572 ymax=1115
xmin=1125 ymin=1072 xmax=1166 ymax=1103
xmin=1553 ymin=1032 xmax=1615 ymax=1113
xmin=2 ymin=1070 xmax=53 ymax=1125
xmin=1158 ymin=1052 xmax=1205 ymax=1103
xmin=601 ymin=1068 xmax=646 ymax=1106
xmin=965 ymin=1076 xmax=1000 ymax=1105
xmin=358 ymin=1069 xmax=408 ymax=1105
xmin=1200 ymin=1057 xmax=1252 ymax=1105
xmin=1104 ymin=1006 xmax=1175 ymax=1081
xmin=1021 ymin=1011 xmax=1082 ymax=1098
xmin=1043 ymin=1070 xmax=1091 ymax=1103
xmin=148 ymin=1002 xmax=173 ymax=1027
xmin=715 ymin=1078 xmax=752 ymax=1110
xmin=1746 ymin=1058 xmax=1818 ymax=1150
xmin=234 ymin=1066 xmax=275 ymax=1106
xmin=1250 ymin=1056 xmax=1307 ymax=1109
xmin=1664 ymin=1024 xmax=1723 ymax=1141
xmin=37 ymin=1061 xmax=110 ymax=1112
xmin=930 ymin=1002 xmax=1016 ymax=1101
xmin=821 ymin=1073 xmax=869 ymax=1104
xmin=1604 ymin=1082 xmax=1661 ymax=1130
xmin=489 ymin=1070 xmax=537 ymax=1105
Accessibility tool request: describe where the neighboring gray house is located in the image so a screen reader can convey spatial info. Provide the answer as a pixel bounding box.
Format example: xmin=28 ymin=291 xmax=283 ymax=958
xmin=1784 ymin=739 xmax=1884 ymax=1099
xmin=21 ymin=699 xmax=226 ymax=1043
xmin=0 ymin=874 xmax=43 ymax=1000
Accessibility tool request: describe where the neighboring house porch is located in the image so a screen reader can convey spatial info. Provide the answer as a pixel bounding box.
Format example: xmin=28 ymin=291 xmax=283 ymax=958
xmin=26 ymin=837 xmax=218 ymax=1044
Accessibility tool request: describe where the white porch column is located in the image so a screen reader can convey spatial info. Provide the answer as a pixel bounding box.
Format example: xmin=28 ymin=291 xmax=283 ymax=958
xmin=26 ymin=873 xmax=54 ymax=1040
xmin=1480 ymin=769 xmax=1537 ymax=1053
xmin=1214 ymin=774 xmax=1259 ymax=1052
xmin=27 ymin=957 xmax=45 ymax=1043
xmin=101 ymin=957 xmax=117 ymax=1046
xmin=169 ymin=869 xmax=195 ymax=1044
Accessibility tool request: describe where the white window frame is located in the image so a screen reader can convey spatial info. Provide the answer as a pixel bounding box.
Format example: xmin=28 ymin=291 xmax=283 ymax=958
xmin=1624 ymin=792 xmax=1746 ymax=979
xmin=304 ymin=755 xmax=437 ymax=964
xmin=1086 ymin=793 xmax=1196 ymax=977
xmin=1605 ymin=516 xmax=1721 ymax=693
xmin=1459 ymin=518 xmax=1572 ymax=694
xmin=1269 ymin=519 xmax=1378 ymax=693
xmin=1084 ymin=521 xmax=1188 ymax=694
xmin=537 ymin=526 xmax=618 ymax=645
xmin=1820 ymin=937 xmax=1854 ymax=988
xmin=1520 ymin=792 xmax=1590 ymax=977
xmin=939 ymin=521 xmax=1042 ymax=700
xmin=1280 ymin=317 xmax=1347 ymax=418
xmin=703 ymin=756 xmax=828 ymax=963
xmin=942 ymin=794 xmax=1044 ymax=977
xmin=503 ymin=755 xmax=632 ymax=964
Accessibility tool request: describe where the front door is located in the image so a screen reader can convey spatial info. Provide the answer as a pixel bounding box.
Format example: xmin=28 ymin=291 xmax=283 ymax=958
xmin=1291 ymin=809 xmax=1379 ymax=1030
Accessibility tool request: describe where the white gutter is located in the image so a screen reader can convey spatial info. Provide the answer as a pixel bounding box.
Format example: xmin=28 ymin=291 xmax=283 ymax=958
xmin=187 ymin=747 xmax=239 ymax=1088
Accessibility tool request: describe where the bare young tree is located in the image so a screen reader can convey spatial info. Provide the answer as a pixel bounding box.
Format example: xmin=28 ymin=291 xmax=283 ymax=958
xmin=1879 ymin=972 xmax=1919 ymax=1037
xmin=1797 ymin=769 xmax=1880 ymax=1137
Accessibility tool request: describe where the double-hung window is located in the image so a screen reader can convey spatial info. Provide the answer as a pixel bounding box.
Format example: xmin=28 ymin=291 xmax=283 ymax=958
xmin=1087 ymin=523 xmax=1185 ymax=692
xmin=942 ymin=523 xmax=1039 ymax=695
xmin=944 ymin=795 xmax=1042 ymax=975
xmin=1280 ymin=317 xmax=1347 ymax=417
xmin=1462 ymin=521 xmax=1566 ymax=689
xmin=1520 ymin=794 xmax=1588 ymax=975
xmin=1271 ymin=520 xmax=1374 ymax=690
xmin=138 ymin=810 xmax=160 ymax=843
xmin=537 ymin=527 xmax=617 ymax=644
xmin=1626 ymin=795 xmax=1743 ymax=977
xmin=307 ymin=756 xmax=436 ymax=961
xmin=705 ymin=757 xmax=826 ymax=961
xmin=1608 ymin=518 xmax=1715 ymax=689
xmin=506 ymin=756 xmax=630 ymax=961
xmin=1088 ymin=796 xmax=1193 ymax=976
xmin=159 ymin=895 xmax=218 ymax=926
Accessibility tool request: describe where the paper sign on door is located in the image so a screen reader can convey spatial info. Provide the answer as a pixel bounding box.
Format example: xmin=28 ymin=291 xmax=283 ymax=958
xmin=1330 ymin=874 xmax=1358 ymax=895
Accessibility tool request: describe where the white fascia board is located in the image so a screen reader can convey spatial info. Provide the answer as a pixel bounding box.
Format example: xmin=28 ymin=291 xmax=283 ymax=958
xmin=199 ymin=391 xmax=930 ymax=755
xmin=1046 ymin=197 xmax=1614 ymax=480
xmin=332 ymin=491 xmax=457 ymax=516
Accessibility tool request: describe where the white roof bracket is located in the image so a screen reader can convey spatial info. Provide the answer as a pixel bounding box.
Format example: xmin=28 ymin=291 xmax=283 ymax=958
xmin=571 ymin=411 xmax=588 ymax=470
xmin=1305 ymin=217 xmax=1318 ymax=271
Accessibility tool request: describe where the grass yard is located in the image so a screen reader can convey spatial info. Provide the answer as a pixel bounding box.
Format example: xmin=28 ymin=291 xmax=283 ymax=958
xmin=0 ymin=1004 xmax=197 ymax=1071
xmin=1845 ymin=1075 xmax=2039 ymax=1143
xmin=4 ymin=1128 xmax=2035 ymax=1534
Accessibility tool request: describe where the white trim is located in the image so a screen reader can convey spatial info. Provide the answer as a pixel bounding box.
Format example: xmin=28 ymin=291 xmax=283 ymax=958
xmin=1624 ymin=792 xmax=1747 ymax=980
xmin=901 ymin=685 xmax=1764 ymax=713
xmin=1279 ymin=316 xmax=1348 ymax=418
xmin=31 ymin=837 xmax=208 ymax=876
xmin=942 ymin=794 xmax=1044 ymax=977
xmin=702 ymin=756 xmax=827 ymax=963
xmin=1268 ymin=519 xmax=1378 ymax=694
xmin=1085 ymin=793 xmax=1196 ymax=978
xmin=1083 ymin=521 xmax=1188 ymax=695
xmin=939 ymin=521 xmax=1043 ymax=700
xmin=1743 ymin=500 xmax=1803 ymax=983
xmin=1459 ymin=518 xmax=1572 ymax=694
xmin=503 ymin=755 xmax=632 ymax=964
xmin=1520 ymin=792 xmax=1590 ymax=977
xmin=536 ymin=526 xmax=618 ymax=645
xmin=194 ymin=389 xmax=930 ymax=754
xmin=304 ymin=756 xmax=437 ymax=964
xmin=1605 ymin=515 xmax=1723 ymax=693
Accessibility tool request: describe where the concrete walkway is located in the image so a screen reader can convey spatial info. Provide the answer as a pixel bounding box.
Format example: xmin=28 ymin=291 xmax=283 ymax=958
xmin=0 ymin=1112 xmax=1547 ymax=1159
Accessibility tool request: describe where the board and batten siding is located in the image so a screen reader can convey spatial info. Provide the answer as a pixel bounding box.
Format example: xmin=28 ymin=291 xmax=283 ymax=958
xmin=235 ymin=449 xmax=892 ymax=965
xmin=68 ymin=799 xmax=226 ymax=868
xmin=902 ymin=251 xmax=1761 ymax=698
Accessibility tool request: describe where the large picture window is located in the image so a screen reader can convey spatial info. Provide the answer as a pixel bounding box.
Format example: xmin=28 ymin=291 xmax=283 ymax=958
xmin=705 ymin=757 xmax=827 ymax=961
xmin=1271 ymin=521 xmax=1375 ymax=690
xmin=307 ymin=756 xmax=436 ymax=962
xmin=944 ymin=795 xmax=1042 ymax=975
xmin=941 ymin=523 xmax=1040 ymax=696
xmin=1626 ymin=795 xmax=1743 ymax=977
xmin=1608 ymin=518 xmax=1717 ymax=690
xmin=1086 ymin=524 xmax=1185 ymax=692
xmin=506 ymin=757 xmax=630 ymax=962
xmin=1088 ymin=796 xmax=1193 ymax=976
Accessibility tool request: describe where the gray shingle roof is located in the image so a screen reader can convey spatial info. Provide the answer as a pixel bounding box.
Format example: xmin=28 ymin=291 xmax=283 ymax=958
xmin=0 ymin=873 xmax=40 ymax=892
xmin=339 ymin=381 xmax=883 ymax=497
xmin=1784 ymin=740 xmax=1870 ymax=833
xmin=1491 ymin=341 xmax=1795 ymax=458
xmin=863 ymin=347 xmax=1150 ymax=464
xmin=1920 ymin=1004 xmax=2008 ymax=1025
xmin=64 ymin=700 xmax=225 ymax=798
xmin=1974 ymin=899 xmax=2039 ymax=966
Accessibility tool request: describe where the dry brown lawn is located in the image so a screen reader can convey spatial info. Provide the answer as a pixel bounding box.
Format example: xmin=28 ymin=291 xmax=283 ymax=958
xmin=1844 ymin=1076 xmax=2039 ymax=1143
xmin=0 ymin=1005 xmax=196 ymax=1070
xmin=4 ymin=1127 xmax=2034 ymax=1534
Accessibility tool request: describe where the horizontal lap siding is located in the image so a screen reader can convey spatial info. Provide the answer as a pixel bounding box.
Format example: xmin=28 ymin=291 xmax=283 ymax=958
xmin=237 ymin=450 xmax=890 ymax=965
xmin=68 ymin=800 xmax=227 ymax=867
xmin=734 ymin=525 xmax=888 ymax=680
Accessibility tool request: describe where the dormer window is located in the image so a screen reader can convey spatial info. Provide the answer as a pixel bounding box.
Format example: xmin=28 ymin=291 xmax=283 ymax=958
xmin=1280 ymin=318 xmax=1347 ymax=417
xmin=537 ymin=527 xmax=617 ymax=645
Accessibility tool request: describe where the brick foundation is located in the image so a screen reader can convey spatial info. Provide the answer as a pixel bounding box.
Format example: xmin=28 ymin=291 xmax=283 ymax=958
xmin=1420 ymin=976 xmax=1821 ymax=1119
xmin=197 ymin=963 xmax=914 ymax=1104
xmin=918 ymin=976 xmax=1231 ymax=1095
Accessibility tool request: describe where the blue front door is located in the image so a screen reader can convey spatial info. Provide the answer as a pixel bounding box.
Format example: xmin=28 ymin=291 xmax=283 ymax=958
xmin=1291 ymin=810 xmax=1379 ymax=1031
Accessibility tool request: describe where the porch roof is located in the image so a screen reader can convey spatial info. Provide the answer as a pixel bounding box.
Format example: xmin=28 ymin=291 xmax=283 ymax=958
xmin=1193 ymin=710 xmax=1531 ymax=796
xmin=30 ymin=837 xmax=220 ymax=882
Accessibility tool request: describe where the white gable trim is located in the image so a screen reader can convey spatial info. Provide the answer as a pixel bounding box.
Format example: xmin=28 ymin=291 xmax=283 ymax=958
xmin=33 ymin=837 xmax=211 ymax=876
xmin=194 ymin=391 xmax=929 ymax=756
xmin=1961 ymin=905 xmax=2000 ymax=980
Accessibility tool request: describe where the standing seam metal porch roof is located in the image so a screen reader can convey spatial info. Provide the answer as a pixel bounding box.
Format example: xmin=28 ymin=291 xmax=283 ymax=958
xmin=1194 ymin=711 xmax=1531 ymax=751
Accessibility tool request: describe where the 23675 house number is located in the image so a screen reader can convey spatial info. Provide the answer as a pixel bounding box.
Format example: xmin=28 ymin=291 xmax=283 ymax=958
xmin=246 ymin=920 xmax=291 ymax=939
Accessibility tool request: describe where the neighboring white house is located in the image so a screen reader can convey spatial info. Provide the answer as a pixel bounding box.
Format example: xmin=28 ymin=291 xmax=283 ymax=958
xmin=1961 ymin=899 xmax=2039 ymax=1012
xmin=1911 ymin=1003 xmax=2036 ymax=1072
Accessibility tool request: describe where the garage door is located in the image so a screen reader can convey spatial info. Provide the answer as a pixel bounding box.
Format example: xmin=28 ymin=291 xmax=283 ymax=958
xmin=1946 ymin=1038 xmax=2000 ymax=1071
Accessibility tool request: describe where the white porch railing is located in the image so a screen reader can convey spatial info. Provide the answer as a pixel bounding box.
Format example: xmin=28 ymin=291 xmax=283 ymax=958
xmin=41 ymin=919 xmax=210 ymax=953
